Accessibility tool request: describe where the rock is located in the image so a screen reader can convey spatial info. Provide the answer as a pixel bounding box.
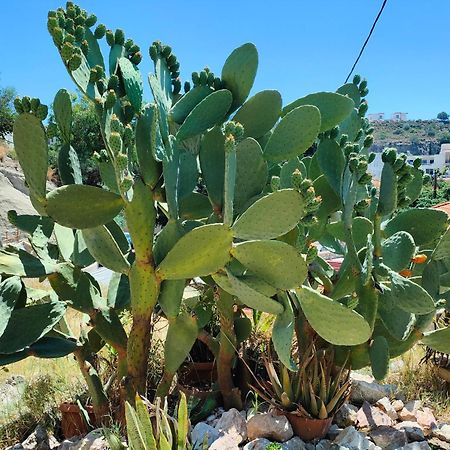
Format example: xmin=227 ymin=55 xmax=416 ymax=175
xmin=350 ymin=372 xmax=397 ymax=404
xmin=334 ymin=426 xmax=374 ymax=450
xmin=369 ymin=426 xmax=408 ymax=449
xmin=394 ymin=422 xmax=425 ymax=442
xmin=398 ymin=442 xmax=431 ymax=449
xmin=209 ymin=434 xmax=240 ymax=450
xmin=398 ymin=401 xmax=422 ymax=422
xmin=376 ymin=397 xmax=398 ymax=421
xmin=214 ymin=408 xmax=247 ymax=444
xmin=428 ymin=437 xmax=450 ymax=449
xmin=334 ymin=403 xmax=358 ymax=427
xmin=56 ymin=438 xmax=80 ymax=450
xmin=392 ymin=400 xmax=404 ymax=412
xmin=247 ymin=413 xmax=293 ymax=442
xmin=191 ymin=422 xmax=220 ymax=449
xmin=327 ymin=424 xmax=343 ymax=440
xmin=315 ymin=439 xmax=333 ymax=450
xmin=21 ymin=425 xmax=52 ymax=450
xmin=432 ymin=423 xmax=450 ymax=443
xmin=64 ymin=430 xmax=108 ymax=450
xmin=356 ymin=401 xmax=394 ymax=431
xmin=415 ymin=407 xmax=437 ymax=431
xmin=282 ymin=436 xmax=307 ymax=449
xmin=243 ymin=438 xmax=272 ymax=450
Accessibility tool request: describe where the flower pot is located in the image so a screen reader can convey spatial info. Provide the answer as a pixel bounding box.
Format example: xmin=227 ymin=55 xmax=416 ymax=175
xmin=59 ymin=403 xmax=97 ymax=439
xmin=183 ymin=361 xmax=217 ymax=385
xmin=285 ymin=413 xmax=333 ymax=441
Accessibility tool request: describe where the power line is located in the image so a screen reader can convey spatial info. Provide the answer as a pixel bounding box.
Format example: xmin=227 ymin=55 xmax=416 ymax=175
xmin=344 ymin=0 xmax=389 ymax=83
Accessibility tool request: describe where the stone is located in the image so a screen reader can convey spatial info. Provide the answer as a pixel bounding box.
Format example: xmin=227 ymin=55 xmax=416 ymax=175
xmin=394 ymin=421 xmax=425 ymax=442
xmin=392 ymin=400 xmax=405 ymax=412
xmin=334 ymin=403 xmax=358 ymax=428
xmin=398 ymin=442 xmax=431 ymax=449
xmin=369 ymin=426 xmax=408 ymax=450
xmin=214 ymin=408 xmax=247 ymax=444
xmin=350 ymin=372 xmax=397 ymax=404
xmin=333 ymin=426 xmax=374 ymax=450
xmin=243 ymin=438 xmax=272 ymax=450
xmin=282 ymin=436 xmax=307 ymax=449
xmin=56 ymin=438 xmax=80 ymax=450
xmin=432 ymin=423 xmax=450 ymax=443
xmin=315 ymin=439 xmax=332 ymax=450
xmin=21 ymin=425 xmax=52 ymax=450
xmin=398 ymin=401 xmax=422 ymax=422
xmin=428 ymin=437 xmax=450 ymax=449
xmin=376 ymin=397 xmax=398 ymax=421
xmin=191 ymin=422 xmax=220 ymax=449
xmin=65 ymin=430 xmax=108 ymax=450
xmin=327 ymin=424 xmax=343 ymax=440
xmin=415 ymin=407 xmax=437 ymax=431
xmin=209 ymin=434 xmax=240 ymax=450
xmin=356 ymin=401 xmax=394 ymax=431
xmin=247 ymin=413 xmax=293 ymax=442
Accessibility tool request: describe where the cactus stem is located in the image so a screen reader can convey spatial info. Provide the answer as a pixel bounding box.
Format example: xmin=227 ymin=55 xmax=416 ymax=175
xmin=223 ymin=140 xmax=237 ymax=226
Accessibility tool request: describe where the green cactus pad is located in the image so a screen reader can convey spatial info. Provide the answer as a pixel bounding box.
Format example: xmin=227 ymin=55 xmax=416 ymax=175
xmin=378 ymin=287 xmax=416 ymax=341
xmin=282 ymin=92 xmax=354 ymax=132
xmin=176 ymin=89 xmax=233 ymax=141
xmin=272 ymin=293 xmax=297 ymax=370
xmin=280 ymin=158 xmax=307 ymax=189
xmin=263 ymin=105 xmax=321 ymax=162
xmin=233 ymin=189 xmax=304 ymax=240
xmin=46 ymin=184 xmax=124 ymax=229
xmin=178 ymin=150 xmax=199 ymax=200
xmin=27 ymin=336 xmax=78 ymax=359
xmin=70 ymin=52 xmax=98 ymax=100
xmin=93 ymin=308 xmax=128 ymax=351
xmin=389 ymin=270 xmax=435 ymax=315
xmin=58 ymin=144 xmax=83 ymax=185
xmin=369 ymin=335 xmax=390 ymax=380
xmin=382 ymin=231 xmax=415 ymax=271
xmin=316 ymin=138 xmax=345 ymax=196
xmin=71 ymin=231 xmax=95 ymax=267
xmin=158 ymin=280 xmax=185 ymax=319
xmin=153 ymin=220 xmax=185 ymax=266
xmin=0 ymin=301 xmax=66 ymax=354
xmin=170 ymin=85 xmax=213 ymax=124
xmin=384 ymin=208 xmax=448 ymax=246
xmin=109 ymin=43 xmax=125 ymax=75
xmin=179 ymin=193 xmax=212 ymax=220
xmin=377 ymin=163 xmax=397 ymax=216
xmin=0 ymin=248 xmax=56 ymax=278
xmin=422 ymin=326 xmax=450 ymax=354
xmin=107 ymin=272 xmax=130 ymax=310
xmin=231 ymin=240 xmax=307 ymax=289
xmin=13 ymin=112 xmax=48 ymax=202
xmin=53 ymin=223 xmax=75 ymax=261
xmin=336 ymin=83 xmax=361 ymax=106
xmin=405 ymin=166 xmax=423 ymax=204
xmin=296 ymin=286 xmax=371 ymax=345
xmin=232 ymin=90 xmax=282 ymax=139
xmin=118 ymin=57 xmax=143 ymax=112
xmin=313 ymin=175 xmax=342 ymax=218
xmin=84 ymin=27 xmax=105 ymax=70
xmin=327 ymin=217 xmax=373 ymax=251
xmin=82 ymin=225 xmax=130 ymax=274
xmin=338 ymin=109 xmax=361 ymax=142
xmin=164 ymin=312 xmax=198 ymax=374
xmin=53 ymin=89 xmax=72 ymax=143
xmin=221 ymin=43 xmax=258 ymax=112
xmin=157 ymin=224 xmax=233 ymax=280
xmin=234 ymin=138 xmax=268 ymax=213
xmin=226 ymin=269 xmax=284 ymax=314
xmin=0 ymin=277 xmax=23 ymax=336
xmin=432 ymin=227 xmax=450 ymax=260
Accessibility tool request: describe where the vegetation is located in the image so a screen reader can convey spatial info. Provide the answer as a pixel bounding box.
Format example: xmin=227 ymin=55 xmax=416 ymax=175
xmin=413 ymin=179 xmax=450 ymax=208
xmin=0 ymin=86 xmax=16 ymax=140
xmin=0 ymin=2 xmax=449 ymax=447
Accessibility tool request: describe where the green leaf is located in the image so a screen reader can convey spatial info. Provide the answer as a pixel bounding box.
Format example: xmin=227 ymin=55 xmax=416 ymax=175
xmin=384 ymin=208 xmax=448 ymax=246
xmin=316 ymin=138 xmax=345 ymax=195
xmin=382 ymin=231 xmax=415 ymax=272
xmin=176 ymin=90 xmax=233 ymax=141
xmin=157 ymin=224 xmax=233 ymax=279
xmin=177 ymin=392 xmax=189 ymax=450
xmin=263 ymin=105 xmax=321 ymax=162
xmin=233 ymin=189 xmax=304 ymax=240
xmin=296 ymin=286 xmax=371 ymax=345
xmin=369 ymin=335 xmax=390 ymax=380
xmin=0 ymin=302 xmax=66 ymax=353
xmin=118 ymin=57 xmax=143 ymax=112
xmin=46 ymin=185 xmax=124 ymax=229
xmin=13 ymin=113 xmax=48 ymax=202
xmin=422 ymin=326 xmax=450 ymax=354
xmin=0 ymin=277 xmax=22 ymax=336
xmin=232 ymin=240 xmax=307 ymax=289
xmin=221 ymin=43 xmax=258 ymax=112
xmin=389 ymin=270 xmax=436 ymax=315
xmin=233 ymin=90 xmax=282 ymax=139
xmin=282 ymin=92 xmax=354 ymax=132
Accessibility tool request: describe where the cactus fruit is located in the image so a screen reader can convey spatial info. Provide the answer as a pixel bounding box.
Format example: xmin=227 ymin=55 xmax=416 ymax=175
xmin=94 ymin=23 xmax=106 ymax=38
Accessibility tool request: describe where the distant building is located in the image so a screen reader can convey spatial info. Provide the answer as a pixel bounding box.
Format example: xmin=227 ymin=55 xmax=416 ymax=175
xmin=368 ymin=113 xmax=385 ymax=122
xmin=391 ymin=112 xmax=408 ymax=121
xmin=369 ymin=143 xmax=450 ymax=178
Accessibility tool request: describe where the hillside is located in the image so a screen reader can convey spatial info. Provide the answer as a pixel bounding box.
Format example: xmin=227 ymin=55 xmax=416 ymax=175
xmin=371 ymin=119 xmax=450 ymax=155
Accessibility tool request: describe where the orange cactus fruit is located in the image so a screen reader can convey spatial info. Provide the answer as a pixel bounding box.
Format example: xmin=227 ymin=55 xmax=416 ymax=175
xmin=411 ymin=254 xmax=427 ymax=264
xmin=399 ymin=269 xmax=413 ymax=278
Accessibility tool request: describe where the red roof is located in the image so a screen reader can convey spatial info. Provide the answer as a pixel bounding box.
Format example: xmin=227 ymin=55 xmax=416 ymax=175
xmin=433 ymin=202 xmax=450 ymax=216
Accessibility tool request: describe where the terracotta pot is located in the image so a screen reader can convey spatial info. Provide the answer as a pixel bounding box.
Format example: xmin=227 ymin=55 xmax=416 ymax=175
xmin=59 ymin=403 xmax=97 ymax=439
xmin=285 ymin=413 xmax=333 ymax=441
xmin=183 ymin=361 xmax=217 ymax=384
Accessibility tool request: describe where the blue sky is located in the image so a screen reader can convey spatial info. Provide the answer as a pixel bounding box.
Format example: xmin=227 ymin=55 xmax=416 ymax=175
xmin=0 ymin=1 xmax=449 ymax=119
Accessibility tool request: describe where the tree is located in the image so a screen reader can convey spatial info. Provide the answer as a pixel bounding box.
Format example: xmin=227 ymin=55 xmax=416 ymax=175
xmin=0 ymin=86 xmax=16 ymax=140
xmin=437 ymin=111 xmax=449 ymax=123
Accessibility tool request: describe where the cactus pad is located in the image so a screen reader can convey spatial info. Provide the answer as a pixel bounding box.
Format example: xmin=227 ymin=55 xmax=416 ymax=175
xmin=118 ymin=57 xmax=143 ymax=112
xmin=422 ymin=326 xmax=450 ymax=354
xmin=382 ymin=231 xmax=415 ymax=271
xmin=369 ymin=335 xmax=389 ymax=380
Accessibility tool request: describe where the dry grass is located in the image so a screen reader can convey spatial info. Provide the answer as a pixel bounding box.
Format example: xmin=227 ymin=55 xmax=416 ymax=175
xmin=386 ymin=348 xmax=450 ymax=422
xmin=0 ymin=144 xmax=8 ymax=162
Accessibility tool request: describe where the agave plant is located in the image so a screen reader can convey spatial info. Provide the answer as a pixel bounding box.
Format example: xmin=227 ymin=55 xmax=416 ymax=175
xmin=253 ymin=341 xmax=350 ymax=420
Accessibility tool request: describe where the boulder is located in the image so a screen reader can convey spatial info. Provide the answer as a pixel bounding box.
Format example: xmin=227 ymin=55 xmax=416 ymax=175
xmin=432 ymin=423 xmax=450 ymax=443
xmin=376 ymin=397 xmax=398 ymax=421
xmin=62 ymin=430 xmax=108 ymax=450
xmin=334 ymin=426 xmax=374 ymax=450
xmin=243 ymin=438 xmax=272 ymax=450
xmin=350 ymin=373 xmax=397 ymax=404
xmin=398 ymin=401 xmax=422 ymax=422
xmin=415 ymin=407 xmax=437 ymax=431
xmin=282 ymin=436 xmax=307 ymax=449
xmin=20 ymin=425 xmax=53 ymax=450
xmin=214 ymin=408 xmax=247 ymax=444
xmin=369 ymin=426 xmax=408 ymax=450
xmin=394 ymin=421 xmax=425 ymax=442
xmin=334 ymin=403 xmax=358 ymax=428
xmin=209 ymin=434 xmax=240 ymax=450
xmin=392 ymin=400 xmax=405 ymax=412
xmin=247 ymin=412 xmax=293 ymax=442
xmin=191 ymin=422 xmax=220 ymax=449
xmin=356 ymin=401 xmax=394 ymax=431
xmin=398 ymin=443 xmax=431 ymax=450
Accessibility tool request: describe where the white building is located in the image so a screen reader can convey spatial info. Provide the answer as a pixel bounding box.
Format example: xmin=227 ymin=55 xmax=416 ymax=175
xmin=369 ymin=143 xmax=450 ymax=179
xmin=368 ymin=113 xmax=385 ymax=122
xmin=391 ymin=112 xmax=408 ymax=122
